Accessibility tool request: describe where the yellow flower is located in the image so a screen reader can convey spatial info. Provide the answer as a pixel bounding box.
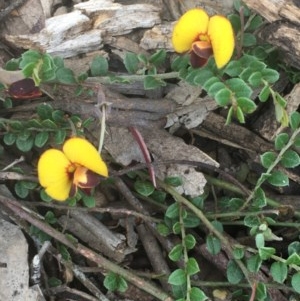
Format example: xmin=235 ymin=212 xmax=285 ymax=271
xmin=38 ymin=137 xmax=108 ymax=201
xmin=172 ymin=8 xmax=235 ymax=69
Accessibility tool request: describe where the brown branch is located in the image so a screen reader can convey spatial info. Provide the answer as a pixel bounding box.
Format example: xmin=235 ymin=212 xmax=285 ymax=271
xmin=0 ymin=195 xmax=173 ymax=301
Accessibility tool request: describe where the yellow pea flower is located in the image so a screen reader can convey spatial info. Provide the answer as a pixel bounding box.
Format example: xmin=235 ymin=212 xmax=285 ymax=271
xmin=38 ymin=137 xmax=108 ymax=201
xmin=172 ymin=8 xmax=235 ymax=69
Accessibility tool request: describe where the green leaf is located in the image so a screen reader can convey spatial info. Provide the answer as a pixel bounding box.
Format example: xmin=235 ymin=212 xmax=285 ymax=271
xmin=256 ymin=283 xmax=267 ymax=301
xmin=34 ymin=131 xmax=49 ymax=148
xmin=183 ymin=212 xmax=200 ymax=228
xmin=53 ymin=56 xmax=64 ymax=68
xmin=248 ymin=71 xmax=263 ymax=87
xmin=280 ymin=150 xmax=300 ymax=168
xmin=206 ymin=234 xmax=221 ymax=255
xmin=82 ymin=195 xmax=95 ymax=208
xmin=149 ymin=49 xmax=166 ymax=66
xmin=150 ymin=190 xmax=166 ymax=203
xmin=186 ymin=257 xmax=200 ymax=276
xmin=288 ymin=241 xmax=300 ymax=255
xmin=42 ymin=119 xmax=57 ymax=129
xmin=37 ymin=104 xmax=53 ymax=120
xmin=172 ymin=221 xmax=181 ymax=234
xmin=270 ymin=262 xmax=287 ymax=283
xmin=202 ymin=77 xmax=220 ymax=91
xmin=124 ymin=52 xmax=140 ymax=74
xmin=211 ymin=220 xmax=223 ymax=232
xmin=275 ymin=92 xmax=287 ymax=108
xmin=10 ymin=121 xmax=23 ymax=130
xmin=40 ymin=189 xmax=52 ymax=202
xmin=286 ymin=253 xmax=300 ymax=265
xmin=262 ymin=68 xmax=280 ymax=83
xmin=233 ymin=247 xmax=245 ymax=260
xmin=143 ymin=75 xmax=166 ymax=89
xmin=3 ymin=133 xmax=17 ymax=146
xmin=223 ymin=60 xmax=243 ymax=77
xmin=247 ymin=15 xmax=263 ymax=31
xmin=275 ymin=133 xmax=289 ymax=150
xmin=291 ymin=272 xmax=300 ymax=293
xmin=164 ymin=176 xmax=183 ymax=187
xmin=45 ymin=211 xmax=57 ymax=224
xmin=246 ymin=254 xmax=262 ymax=272
xmin=20 ymin=50 xmax=42 ymax=67
xmin=52 ymin=110 xmax=65 ymax=122
xmin=40 ymin=54 xmax=56 ymax=81
xmin=242 ymin=33 xmax=256 ymax=47
xmin=255 ymin=233 xmax=265 ymax=248
xmin=228 ymin=14 xmax=241 ymax=34
xmin=104 ymin=272 xmax=128 ymax=293
xmin=252 ymin=46 xmax=268 ymax=60
xmin=156 ymin=223 xmax=170 ymax=236
xmin=168 ymin=269 xmax=186 ymax=286
xmin=137 ymin=53 xmax=148 ymax=64
xmin=165 ymin=202 xmax=179 ymax=219
xmin=234 ymin=0 xmax=251 ymax=16
xmin=290 ymin=111 xmax=300 ymax=130
xmin=258 ymin=246 xmax=276 ymax=260
xmin=48 ymin=277 xmax=62 ymax=287
xmin=253 ymin=187 xmax=267 ymax=208
xmin=14 ymin=181 xmax=29 ymax=198
xmin=90 ymin=55 xmax=108 ymax=76
xmin=225 ymin=106 xmax=234 ymax=125
xmin=215 ymin=88 xmax=232 ymax=106
xmin=236 ymin=97 xmax=257 ymax=113
xmin=244 ymin=215 xmax=260 ymax=227
xmin=58 ymin=244 xmax=71 ymax=261
xmin=184 ymin=234 xmax=196 ymax=250
xmin=171 ymin=54 xmax=190 ymax=71
xmin=22 ymin=62 xmax=37 ymax=78
xmin=134 ymin=180 xmax=155 ymax=197
xmin=16 ymin=134 xmax=34 ymax=152
xmin=225 ymin=78 xmax=253 ymax=98
xmin=56 ymin=67 xmax=76 ymax=84
xmin=258 ymin=84 xmax=270 ymax=102
xmin=260 ymin=151 xmax=276 ymax=168
xmin=208 ymin=82 xmax=226 ymax=97
xmin=190 ymin=287 xmax=207 ymax=301
xmin=267 ymin=170 xmax=289 ymax=187
xmin=227 ymin=259 xmax=244 ymax=284
xmin=236 ymin=106 xmax=245 ymax=123
xmin=169 ymin=244 xmax=183 ymax=262
xmin=54 ymin=129 xmax=67 ymax=145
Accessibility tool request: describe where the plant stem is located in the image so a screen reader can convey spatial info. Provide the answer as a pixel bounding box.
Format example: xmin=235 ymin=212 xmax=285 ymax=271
xmin=0 ymin=196 xmax=173 ymax=301
xmin=241 ymin=126 xmax=300 ymax=211
xmin=179 ymin=204 xmax=191 ymax=301
xmin=86 ymin=72 xmax=180 ymax=85
xmin=158 ymin=180 xmax=254 ymax=286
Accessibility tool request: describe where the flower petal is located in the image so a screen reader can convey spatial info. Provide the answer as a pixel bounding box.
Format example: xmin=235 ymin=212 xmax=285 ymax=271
xmin=74 ymin=167 xmax=101 ymax=188
xmin=172 ymin=8 xmax=209 ymax=53
xmin=63 ymin=137 xmax=108 ymax=177
xmin=192 ymin=41 xmax=213 ymax=59
xmin=37 ymin=149 xmax=72 ymax=201
xmin=208 ymin=15 xmax=235 ymax=68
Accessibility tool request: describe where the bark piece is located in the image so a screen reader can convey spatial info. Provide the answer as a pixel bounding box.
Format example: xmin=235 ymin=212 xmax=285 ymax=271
xmin=59 ymin=211 xmax=136 ymax=262
xmin=259 ymin=22 xmax=300 ymax=69
xmin=0 ymin=219 xmax=46 ymax=301
xmin=140 ymin=23 xmax=174 ymax=51
xmin=0 ymin=0 xmax=45 ymax=35
xmin=253 ymin=82 xmax=300 ymax=141
xmin=243 ymin=0 xmax=300 ymax=69
xmin=5 ymin=10 xmax=92 ymax=53
xmin=105 ymin=126 xmax=219 ymax=197
xmin=76 ymin=2 xmax=161 ymax=36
